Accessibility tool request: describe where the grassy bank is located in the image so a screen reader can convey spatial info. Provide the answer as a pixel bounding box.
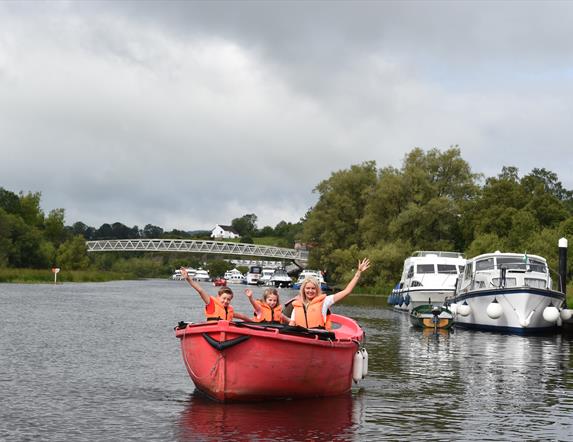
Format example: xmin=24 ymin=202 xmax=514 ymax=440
xmin=0 ymin=268 xmax=137 ymax=283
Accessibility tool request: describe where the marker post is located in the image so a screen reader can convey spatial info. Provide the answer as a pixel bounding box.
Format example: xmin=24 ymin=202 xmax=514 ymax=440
xmin=52 ymin=267 xmax=61 ymax=284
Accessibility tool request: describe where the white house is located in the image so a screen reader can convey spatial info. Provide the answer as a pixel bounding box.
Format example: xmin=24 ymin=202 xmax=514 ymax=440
xmin=211 ymin=224 xmax=240 ymax=239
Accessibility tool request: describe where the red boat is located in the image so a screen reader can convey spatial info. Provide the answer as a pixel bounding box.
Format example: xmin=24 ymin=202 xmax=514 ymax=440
xmin=212 ymin=277 xmax=227 ymax=287
xmin=175 ymin=314 xmax=364 ymax=401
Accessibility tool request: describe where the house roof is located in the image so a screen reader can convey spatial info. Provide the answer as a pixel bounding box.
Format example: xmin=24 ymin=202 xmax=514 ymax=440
xmin=213 ymin=224 xmax=240 ymax=235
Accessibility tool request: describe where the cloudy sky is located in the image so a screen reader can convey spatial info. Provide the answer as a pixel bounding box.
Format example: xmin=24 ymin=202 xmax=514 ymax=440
xmin=1 ymin=1 xmax=573 ymax=231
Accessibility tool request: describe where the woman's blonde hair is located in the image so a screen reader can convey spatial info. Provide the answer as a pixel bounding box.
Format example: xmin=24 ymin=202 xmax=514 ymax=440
xmin=262 ymin=287 xmax=280 ymax=305
xmin=299 ymin=277 xmax=322 ymax=302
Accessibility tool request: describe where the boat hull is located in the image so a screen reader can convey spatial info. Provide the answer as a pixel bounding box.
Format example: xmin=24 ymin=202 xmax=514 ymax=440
xmin=410 ymin=305 xmax=454 ymax=329
xmin=451 ymin=288 xmax=565 ymax=334
xmin=175 ymin=315 xmax=363 ymax=401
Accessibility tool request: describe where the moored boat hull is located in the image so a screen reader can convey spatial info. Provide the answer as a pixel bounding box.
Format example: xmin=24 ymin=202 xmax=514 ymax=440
xmin=451 ymin=288 xmax=565 ymax=334
xmin=175 ymin=315 xmax=363 ymax=401
xmin=410 ymin=304 xmax=454 ymax=329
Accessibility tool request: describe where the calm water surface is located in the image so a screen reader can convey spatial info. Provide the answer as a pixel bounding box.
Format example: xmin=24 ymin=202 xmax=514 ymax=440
xmin=1 ymin=280 xmax=573 ymax=441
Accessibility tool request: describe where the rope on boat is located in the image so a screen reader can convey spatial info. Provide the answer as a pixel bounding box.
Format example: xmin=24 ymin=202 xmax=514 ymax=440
xmin=181 ymin=329 xmax=220 ymax=381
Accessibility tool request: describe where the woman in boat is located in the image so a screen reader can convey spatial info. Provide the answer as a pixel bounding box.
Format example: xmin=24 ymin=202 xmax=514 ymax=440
xmin=180 ymin=267 xmax=251 ymax=322
xmin=245 ymin=287 xmax=289 ymax=324
xmin=289 ymin=258 xmax=371 ymax=330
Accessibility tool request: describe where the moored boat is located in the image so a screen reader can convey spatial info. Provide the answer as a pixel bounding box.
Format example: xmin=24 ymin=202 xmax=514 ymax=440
xmin=175 ymin=314 xmax=366 ymax=401
xmin=449 ymin=251 xmax=569 ymax=334
xmin=193 ymin=268 xmax=210 ymax=282
xmin=388 ymin=251 xmax=465 ymax=311
xmin=224 ymin=269 xmax=245 ymax=284
xmin=410 ymin=304 xmax=454 ymax=330
xmin=292 ymin=270 xmax=329 ymax=291
xmin=268 ymin=268 xmax=292 ymax=288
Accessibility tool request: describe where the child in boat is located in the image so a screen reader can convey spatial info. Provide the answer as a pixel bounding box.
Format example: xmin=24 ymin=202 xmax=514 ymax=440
xmin=180 ymin=267 xmax=250 ymax=322
xmin=289 ymin=258 xmax=371 ymax=330
xmin=245 ymin=287 xmax=288 ymax=323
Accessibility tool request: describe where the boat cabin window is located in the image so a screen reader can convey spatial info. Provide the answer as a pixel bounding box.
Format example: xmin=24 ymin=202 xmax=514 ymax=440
xmin=524 ymin=278 xmax=547 ymax=289
xmin=437 ymin=264 xmax=458 ymax=274
xmin=417 ymin=264 xmax=435 ymax=274
xmin=496 ymin=257 xmax=526 ymax=271
xmin=528 ymin=259 xmax=546 ymax=273
xmin=407 ymin=266 xmax=414 ymax=278
xmin=476 ymin=259 xmax=494 ymax=271
xmin=492 ymin=277 xmax=517 ymax=288
xmin=464 ymin=264 xmax=472 ymax=280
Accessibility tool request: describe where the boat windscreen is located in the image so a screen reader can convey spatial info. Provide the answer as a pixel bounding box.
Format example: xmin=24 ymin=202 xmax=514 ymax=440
xmin=437 ymin=264 xmax=458 ymax=274
xmin=476 ymin=258 xmax=495 ymax=271
xmin=496 ymin=257 xmax=528 ymax=270
xmin=417 ymin=264 xmax=435 ymax=274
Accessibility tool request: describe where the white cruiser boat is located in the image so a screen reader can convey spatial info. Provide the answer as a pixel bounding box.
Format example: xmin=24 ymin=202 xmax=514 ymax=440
xmin=388 ymin=251 xmax=466 ymax=311
xmin=172 ymin=267 xmax=196 ymax=280
xmin=224 ymin=269 xmax=245 ymax=284
xmin=259 ymin=267 xmax=276 ymax=286
xmin=246 ymin=265 xmax=263 ymax=285
xmin=268 ymin=268 xmax=292 ymax=288
xmin=449 ymin=251 xmax=568 ymax=333
xmin=193 ymin=269 xmax=211 ymax=282
xmin=292 ymin=270 xmax=329 ymax=291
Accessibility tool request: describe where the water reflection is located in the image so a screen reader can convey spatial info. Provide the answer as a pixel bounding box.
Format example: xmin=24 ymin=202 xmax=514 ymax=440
xmin=176 ymin=392 xmax=357 ymax=442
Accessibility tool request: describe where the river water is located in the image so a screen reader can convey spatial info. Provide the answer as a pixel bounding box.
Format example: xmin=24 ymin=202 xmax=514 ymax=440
xmin=1 ymin=280 xmax=572 ymax=441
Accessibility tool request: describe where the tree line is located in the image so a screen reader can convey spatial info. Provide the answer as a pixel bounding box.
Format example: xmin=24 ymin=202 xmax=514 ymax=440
xmin=0 ymin=188 xmax=301 ymax=275
xmin=2 ymin=146 xmax=573 ymax=291
xmin=301 ymin=147 xmax=573 ymax=292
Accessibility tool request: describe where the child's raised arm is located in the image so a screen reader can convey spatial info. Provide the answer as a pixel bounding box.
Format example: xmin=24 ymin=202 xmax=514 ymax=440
xmin=244 ymin=289 xmax=261 ymax=316
xmin=181 ymin=267 xmax=210 ymax=305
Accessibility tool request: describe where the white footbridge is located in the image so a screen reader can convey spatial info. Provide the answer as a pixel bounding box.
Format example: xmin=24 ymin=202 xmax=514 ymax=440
xmin=86 ymin=239 xmax=309 ymax=264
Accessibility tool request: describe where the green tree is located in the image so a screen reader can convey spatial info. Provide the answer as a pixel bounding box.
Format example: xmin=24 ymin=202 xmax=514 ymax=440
xmin=207 ymin=259 xmax=233 ymax=277
xmin=18 ymin=191 xmax=44 ymax=227
xmin=56 ymin=235 xmax=90 ymax=270
xmin=45 ymin=208 xmax=68 ymax=246
xmin=302 ymin=161 xmax=378 ymax=263
xmin=232 ymin=214 xmax=258 ymax=236
xmin=142 ymin=224 xmax=164 ymax=238
xmin=0 ymin=188 xmax=20 ymax=214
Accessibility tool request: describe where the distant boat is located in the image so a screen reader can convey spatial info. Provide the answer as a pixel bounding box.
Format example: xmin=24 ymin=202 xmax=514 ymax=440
xmin=410 ymin=304 xmax=454 ymax=330
xmin=213 ymin=277 xmax=227 ymax=287
xmin=246 ymin=265 xmax=263 ymax=285
xmin=268 ymin=268 xmax=292 ymax=288
xmin=259 ymin=267 xmax=276 ymax=286
xmin=292 ymin=270 xmax=329 ymax=291
xmin=194 ymin=269 xmax=211 ymax=282
xmin=388 ymin=251 xmax=465 ymax=312
xmin=224 ymin=269 xmax=245 ymax=284
xmin=173 ymin=267 xmax=196 ymax=280
xmin=449 ymin=251 xmax=568 ymax=334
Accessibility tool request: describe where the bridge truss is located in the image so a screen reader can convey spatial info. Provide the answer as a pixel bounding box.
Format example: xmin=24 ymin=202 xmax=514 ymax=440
xmin=86 ymin=239 xmax=309 ymax=263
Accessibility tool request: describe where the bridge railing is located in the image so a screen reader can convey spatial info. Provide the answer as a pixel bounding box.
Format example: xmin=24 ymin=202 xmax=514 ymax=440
xmin=86 ymin=239 xmax=309 ymax=262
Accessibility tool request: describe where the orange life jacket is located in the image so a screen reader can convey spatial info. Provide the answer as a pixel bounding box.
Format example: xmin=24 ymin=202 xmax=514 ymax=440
xmin=253 ymin=301 xmax=283 ymax=323
xmin=205 ymin=296 xmax=234 ymax=321
xmin=291 ymin=294 xmax=332 ymax=330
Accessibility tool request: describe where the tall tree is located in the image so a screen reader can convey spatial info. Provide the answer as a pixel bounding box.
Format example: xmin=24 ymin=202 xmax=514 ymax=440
xmin=302 ymin=161 xmax=378 ymax=270
xmin=231 ymin=214 xmax=258 ymax=236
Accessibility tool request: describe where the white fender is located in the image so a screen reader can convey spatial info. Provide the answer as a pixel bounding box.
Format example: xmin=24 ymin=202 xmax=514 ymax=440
xmin=360 ymin=348 xmax=368 ymax=377
xmin=560 ymin=309 xmax=572 ymax=321
xmin=486 ymin=300 xmax=503 ymax=319
xmin=458 ymin=302 xmax=471 ymax=316
xmin=542 ymin=305 xmax=560 ymax=323
xmin=353 ymin=350 xmax=363 ymax=383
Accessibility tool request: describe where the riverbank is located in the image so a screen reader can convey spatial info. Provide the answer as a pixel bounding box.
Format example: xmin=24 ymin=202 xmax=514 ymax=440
xmin=0 ymin=268 xmax=137 ymax=283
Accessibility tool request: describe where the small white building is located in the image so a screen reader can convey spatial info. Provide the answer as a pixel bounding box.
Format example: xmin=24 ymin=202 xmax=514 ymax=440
xmin=211 ymin=224 xmax=240 ymax=239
